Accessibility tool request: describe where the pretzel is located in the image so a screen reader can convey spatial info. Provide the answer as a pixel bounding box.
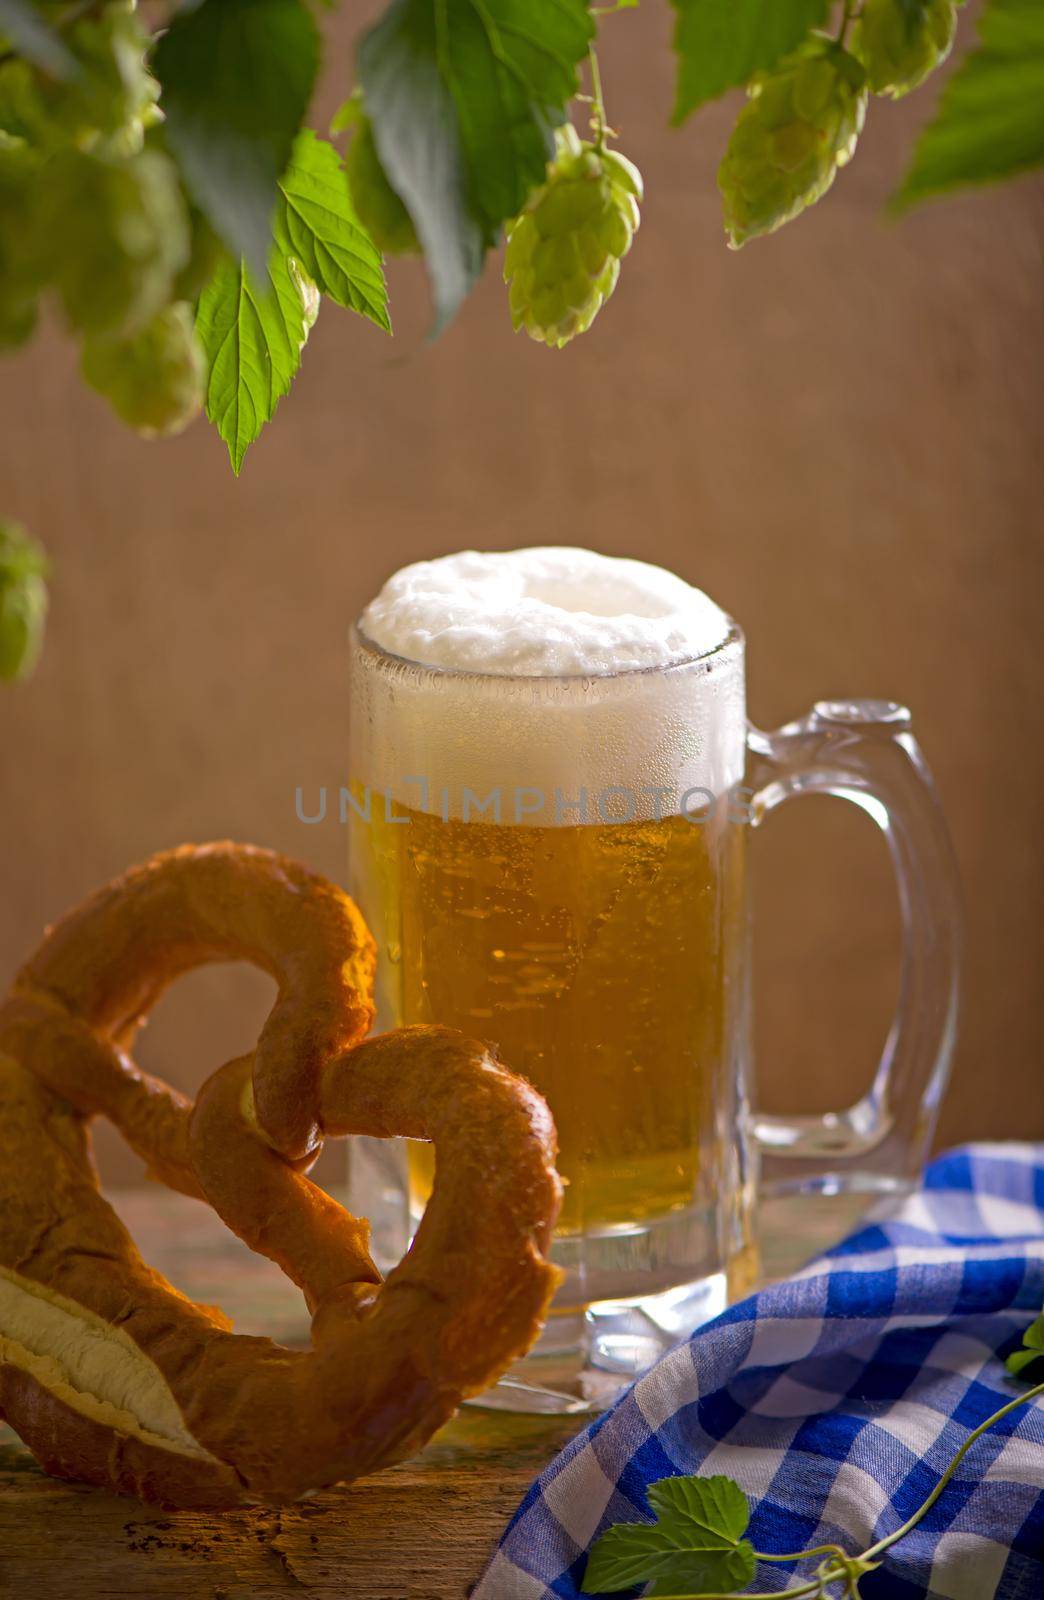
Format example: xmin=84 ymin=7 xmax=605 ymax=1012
xmin=0 ymin=843 xmax=562 ymax=1507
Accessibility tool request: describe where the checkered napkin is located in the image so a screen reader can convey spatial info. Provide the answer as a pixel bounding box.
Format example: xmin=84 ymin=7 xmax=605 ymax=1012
xmin=476 ymin=1144 xmax=1044 ymax=1600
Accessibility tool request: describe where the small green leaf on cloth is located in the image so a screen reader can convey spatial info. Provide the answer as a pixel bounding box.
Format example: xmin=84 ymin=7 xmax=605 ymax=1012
xmin=1007 ymin=1309 xmax=1044 ymax=1381
xmin=582 ymin=1474 xmax=756 ymax=1595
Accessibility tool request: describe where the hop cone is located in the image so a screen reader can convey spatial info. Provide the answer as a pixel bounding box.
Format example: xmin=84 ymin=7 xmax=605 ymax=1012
xmin=719 ymin=41 xmax=867 ymax=249
xmin=0 ymin=2 xmax=158 ymax=152
xmin=345 ymin=114 xmax=419 ymax=256
xmin=852 ymin=0 xmax=957 ymax=99
xmin=82 ymin=301 xmax=204 ymax=437
xmin=40 ymin=146 xmax=190 ymax=338
xmin=0 ymin=522 xmax=49 ymax=684
xmin=505 ymin=126 xmax=642 ymax=349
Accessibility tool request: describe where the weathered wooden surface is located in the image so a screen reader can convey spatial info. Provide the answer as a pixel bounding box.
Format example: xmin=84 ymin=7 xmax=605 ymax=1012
xmin=0 ymin=1189 xmax=856 ymax=1599
xmin=0 ymin=1408 xmax=583 ymax=1600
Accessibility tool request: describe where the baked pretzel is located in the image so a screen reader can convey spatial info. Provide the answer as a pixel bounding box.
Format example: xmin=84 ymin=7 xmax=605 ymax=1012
xmin=0 ymin=843 xmax=562 ymax=1507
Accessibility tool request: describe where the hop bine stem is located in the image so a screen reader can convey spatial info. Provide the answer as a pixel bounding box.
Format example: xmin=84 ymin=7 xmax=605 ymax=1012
xmin=612 ymin=1381 xmax=1044 ymax=1599
xmin=860 ymin=1380 xmax=1044 ymax=1560
xmin=587 ymin=46 xmax=608 ymax=149
xmin=836 ymin=1 xmax=861 ymax=46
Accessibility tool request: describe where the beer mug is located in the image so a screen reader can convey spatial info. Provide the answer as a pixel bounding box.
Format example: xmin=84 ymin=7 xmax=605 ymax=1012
xmin=346 ymin=551 xmax=960 ymax=1406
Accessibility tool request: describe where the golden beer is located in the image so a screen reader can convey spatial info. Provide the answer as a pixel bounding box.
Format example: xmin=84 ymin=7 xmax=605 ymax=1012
xmin=354 ymin=799 xmax=746 ymax=1233
xmin=349 ymin=547 xmax=756 ymax=1327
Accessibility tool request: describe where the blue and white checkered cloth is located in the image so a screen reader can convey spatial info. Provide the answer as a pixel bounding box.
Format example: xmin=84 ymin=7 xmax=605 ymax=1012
xmin=477 ymin=1144 xmax=1044 ymax=1600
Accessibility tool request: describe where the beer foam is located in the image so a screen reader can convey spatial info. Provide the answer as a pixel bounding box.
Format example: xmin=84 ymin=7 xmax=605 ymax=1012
xmin=359 ymin=548 xmax=731 ymax=676
xmin=352 ymin=550 xmax=746 ymax=823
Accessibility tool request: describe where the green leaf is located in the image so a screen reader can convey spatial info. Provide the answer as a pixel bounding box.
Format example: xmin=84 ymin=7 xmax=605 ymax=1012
xmin=195 ymin=249 xmax=311 ymax=476
xmin=1007 ymin=1311 xmax=1044 ymax=1381
xmin=0 ymin=0 xmax=75 ymax=78
xmin=277 ymin=129 xmax=390 ymax=329
xmin=670 ymin=0 xmax=830 ymax=121
xmin=582 ymin=1474 xmax=756 ymax=1595
xmin=357 ymin=0 xmax=594 ymax=330
xmin=154 ymin=0 xmax=320 ymax=280
xmin=893 ymin=0 xmax=1044 ymax=208
xmin=196 ymin=132 xmax=388 ymax=474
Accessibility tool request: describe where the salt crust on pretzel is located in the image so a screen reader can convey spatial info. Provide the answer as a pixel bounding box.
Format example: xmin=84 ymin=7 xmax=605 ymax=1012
xmin=0 ymin=843 xmax=562 ymax=1507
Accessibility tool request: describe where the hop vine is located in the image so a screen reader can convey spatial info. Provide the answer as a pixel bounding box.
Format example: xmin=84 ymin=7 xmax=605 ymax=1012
xmin=0 ymin=0 xmax=1038 ymax=680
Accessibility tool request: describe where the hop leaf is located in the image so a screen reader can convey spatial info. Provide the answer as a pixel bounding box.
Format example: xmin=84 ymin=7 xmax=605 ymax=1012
xmin=344 ymin=112 xmax=419 ymax=256
xmin=195 ymin=130 xmax=388 ymax=474
xmin=81 ymin=301 xmax=205 ymax=438
xmin=718 ymin=39 xmax=868 ymax=247
xmin=0 ymin=141 xmax=43 ymax=349
xmin=0 ymin=521 xmax=49 ymax=684
xmin=40 ymin=146 xmax=191 ymax=338
xmin=852 ymin=0 xmax=958 ymax=99
xmin=1007 ymin=1309 xmax=1044 ymax=1381
xmin=504 ymin=126 xmax=642 ymax=349
xmin=583 ymin=1475 xmax=756 ymax=1595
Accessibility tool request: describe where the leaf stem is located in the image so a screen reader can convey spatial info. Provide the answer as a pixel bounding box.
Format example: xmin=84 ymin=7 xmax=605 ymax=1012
xmin=636 ymin=1583 xmax=824 ymax=1600
xmin=861 ymin=1381 xmax=1044 ymax=1561
xmin=755 ymin=1543 xmax=847 ymax=1563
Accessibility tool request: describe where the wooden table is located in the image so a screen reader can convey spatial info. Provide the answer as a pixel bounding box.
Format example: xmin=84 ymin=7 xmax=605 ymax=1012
xmin=0 ymin=1189 xmax=863 ymax=1599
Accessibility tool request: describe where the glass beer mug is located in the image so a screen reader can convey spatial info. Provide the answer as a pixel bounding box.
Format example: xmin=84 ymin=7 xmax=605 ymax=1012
xmin=346 ymin=551 xmax=960 ymax=1408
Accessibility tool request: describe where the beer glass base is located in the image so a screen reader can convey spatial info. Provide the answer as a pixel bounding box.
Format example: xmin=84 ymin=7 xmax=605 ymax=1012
xmin=466 ymin=1270 xmax=736 ymax=1416
xmin=464 ymin=1199 xmax=761 ymax=1415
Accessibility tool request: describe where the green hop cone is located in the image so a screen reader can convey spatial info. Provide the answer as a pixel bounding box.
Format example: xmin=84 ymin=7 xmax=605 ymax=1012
xmin=1 ymin=2 xmax=158 ymax=153
xmin=504 ymin=125 xmax=643 ymax=349
xmin=41 ymin=146 xmax=190 ymax=338
xmin=81 ymin=301 xmax=204 ymax=438
xmin=851 ymin=0 xmax=957 ymax=99
xmin=344 ymin=114 xmax=419 ymax=256
xmin=54 ymin=0 xmax=158 ymax=150
xmin=0 ymin=521 xmax=49 ymax=684
xmin=718 ymin=40 xmax=868 ymax=248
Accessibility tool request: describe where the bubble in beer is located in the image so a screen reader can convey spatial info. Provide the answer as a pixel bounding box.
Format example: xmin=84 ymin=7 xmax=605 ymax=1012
xmin=359 ymin=547 xmax=731 ymax=676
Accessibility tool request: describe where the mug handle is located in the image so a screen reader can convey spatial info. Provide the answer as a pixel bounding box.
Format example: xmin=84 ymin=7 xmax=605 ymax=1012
xmin=746 ymin=699 xmax=961 ymax=1198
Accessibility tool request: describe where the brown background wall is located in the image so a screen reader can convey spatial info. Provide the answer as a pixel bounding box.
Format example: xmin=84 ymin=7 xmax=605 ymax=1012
xmin=1 ymin=5 xmax=1042 ymax=1185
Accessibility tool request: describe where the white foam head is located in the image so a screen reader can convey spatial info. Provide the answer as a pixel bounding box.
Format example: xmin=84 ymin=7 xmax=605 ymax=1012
xmin=359 ymin=548 xmax=731 ymax=676
xmin=352 ymin=548 xmax=745 ymax=823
